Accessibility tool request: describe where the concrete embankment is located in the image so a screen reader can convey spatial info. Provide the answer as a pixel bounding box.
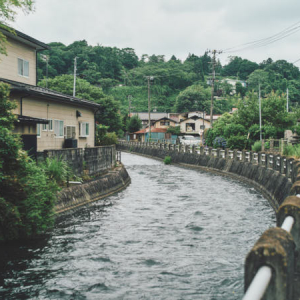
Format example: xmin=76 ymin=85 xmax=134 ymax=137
xmin=117 ymin=143 xmax=293 ymax=210
xmin=55 ymin=165 xmax=131 ymax=215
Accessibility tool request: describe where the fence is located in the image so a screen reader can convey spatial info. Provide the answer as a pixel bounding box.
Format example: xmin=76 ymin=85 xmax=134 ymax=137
xmin=118 ymin=140 xmax=300 ymax=300
xmin=39 ymin=145 xmax=116 ymax=176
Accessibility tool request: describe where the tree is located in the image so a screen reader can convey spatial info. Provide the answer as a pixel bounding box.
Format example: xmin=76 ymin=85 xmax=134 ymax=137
xmin=0 ymin=0 xmax=34 ymax=55
xmin=126 ymin=115 xmax=142 ymax=133
xmin=0 ymin=82 xmax=58 ymax=241
xmin=175 ymin=84 xmax=211 ymax=112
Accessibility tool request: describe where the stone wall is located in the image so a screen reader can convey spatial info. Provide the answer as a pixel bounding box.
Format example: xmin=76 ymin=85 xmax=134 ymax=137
xmin=117 ymin=141 xmax=300 ymax=210
xmin=40 ymin=145 xmax=116 ymax=176
xmin=55 ymin=165 xmax=130 ymax=215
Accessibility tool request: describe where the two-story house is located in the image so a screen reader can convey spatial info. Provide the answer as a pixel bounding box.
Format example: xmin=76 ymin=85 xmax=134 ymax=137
xmin=0 ymin=27 xmax=101 ymax=156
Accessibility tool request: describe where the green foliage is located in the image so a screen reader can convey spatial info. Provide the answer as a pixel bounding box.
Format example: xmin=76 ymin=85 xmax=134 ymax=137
xmin=0 ymin=82 xmax=58 ymax=241
xmin=39 ymin=157 xmax=76 ymax=186
xmin=100 ymin=132 xmax=118 ymax=145
xmin=166 ymin=126 xmax=181 ymax=135
xmin=252 ymin=141 xmax=262 ymax=152
xmin=294 ymin=124 xmax=300 ymax=136
xmin=127 ymin=115 xmax=142 ymax=133
xmin=283 ymin=144 xmax=300 ymax=158
xmin=0 ymin=0 xmax=34 ymax=55
xmin=175 ymin=84 xmax=211 ymax=112
xmin=164 ymin=156 xmax=172 ymax=165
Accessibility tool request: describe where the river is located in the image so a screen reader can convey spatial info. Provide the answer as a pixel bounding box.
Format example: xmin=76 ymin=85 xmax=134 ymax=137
xmin=0 ymin=152 xmax=275 ymax=299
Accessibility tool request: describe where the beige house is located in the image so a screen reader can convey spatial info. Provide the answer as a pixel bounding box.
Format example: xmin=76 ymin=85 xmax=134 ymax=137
xmin=153 ymin=117 xmax=178 ymax=129
xmin=180 ymin=116 xmax=211 ymax=138
xmin=0 ymin=28 xmax=101 ymax=154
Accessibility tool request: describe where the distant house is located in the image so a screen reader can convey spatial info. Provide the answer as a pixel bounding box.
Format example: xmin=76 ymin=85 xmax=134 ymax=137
xmin=0 ymin=27 xmax=101 ymax=155
xmin=133 ymin=127 xmax=169 ymax=142
xmin=180 ymin=116 xmax=211 ymax=139
xmin=129 ymin=112 xmax=180 ymax=128
xmin=153 ymin=117 xmax=178 ymax=129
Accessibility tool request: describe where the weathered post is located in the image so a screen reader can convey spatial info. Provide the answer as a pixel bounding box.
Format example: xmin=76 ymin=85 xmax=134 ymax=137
xmin=277 ymin=196 xmax=300 ymax=272
xmin=208 ymin=147 xmax=212 ymax=157
xmin=200 ymin=146 xmax=204 ymax=155
xmin=244 ymin=227 xmax=295 ymax=300
xmin=281 ymin=156 xmax=287 ymax=175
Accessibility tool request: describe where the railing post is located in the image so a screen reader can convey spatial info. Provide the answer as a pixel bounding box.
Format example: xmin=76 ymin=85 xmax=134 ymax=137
xmin=244 ymin=227 xmax=295 ymax=300
xmin=216 ymin=148 xmax=220 ymax=158
xmin=192 ymin=145 xmax=196 ymax=154
xmin=208 ymin=147 xmax=212 ymax=157
xmin=242 ymin=150 xmax=246 ymax=162
xmin=200 ymin=146 xmax=204 ymax=155
xmin=277 ymin=196 xmax=300 ymax=272
xmin=185 ymin=145 xmax=189 ymax=153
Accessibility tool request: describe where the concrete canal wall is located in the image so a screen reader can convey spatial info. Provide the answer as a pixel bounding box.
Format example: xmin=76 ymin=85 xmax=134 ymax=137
xmin=117 ymin=141 xmax=299 ymax=210
xmin=38 ymin=145 xmax=130 ymax=215
xmin=117 ymin=141 xmax=300 ymax=299
xmin=55 ymin=164 xmax=131 ymax=215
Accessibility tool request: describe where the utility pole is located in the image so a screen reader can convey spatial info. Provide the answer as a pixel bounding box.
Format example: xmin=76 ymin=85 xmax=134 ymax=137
xmin=146 ymin=76 xmax=154 ymax=141
xmin=207 ymin=49 xmax=222 ymax=126
xmin=73 ymin=57 xmax=77 ymax=97
xmin=287 ymin=87 xmax=289 ymax=112
xmin=128 ymin=95 xmax=132 ymax=116
xmin=259 ymin=83 xmax=262 ymax=141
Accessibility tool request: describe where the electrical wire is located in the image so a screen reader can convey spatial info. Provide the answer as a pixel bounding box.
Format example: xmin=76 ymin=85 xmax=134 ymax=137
xmin=222 ymin=20 xmax=300 ymax=54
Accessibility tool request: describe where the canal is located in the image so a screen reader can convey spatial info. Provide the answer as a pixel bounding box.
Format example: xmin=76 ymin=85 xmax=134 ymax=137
xmin=0 ymin=152 xmax=275 ymax=299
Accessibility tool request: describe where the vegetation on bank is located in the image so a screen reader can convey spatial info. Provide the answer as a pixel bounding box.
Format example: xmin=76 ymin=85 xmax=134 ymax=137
xmin=0 ymin=83 xmax=61 ymax=241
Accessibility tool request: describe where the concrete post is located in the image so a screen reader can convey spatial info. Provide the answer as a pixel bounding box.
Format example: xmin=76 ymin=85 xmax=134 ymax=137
xmin=280 ymin=156 xmax=287 ymax=175
xmin=200 ymin=146 xmax=204 ymax=155
xmin=242 ymin=150 xmax=246 ymax=162
xmin=286 ymin=158 xmax=294 ymax=179
xmin=216 ymin=149 xmax=220 ymax=158
xmin=277 ymin=196 xmax=300 ymax=272
xmin=276 ymin=155 xmax=281 ymax=172
xmin=192 ymin=145 xmax=196 ymax=154
xmin=185 ymin=145 xmax=189 ymax=153
xmin=208 ymin=147 xmax=212 ymax=157
xmin=270 ymin=139 xmax=274 ymax=151
xmin=262 ymin=139 xmax=265 ymax=152
xmin=168 ymin=143 xmax=172 ymax=151
xmin=244 ymin=227 xmax=295 ymax=300
xmin=249 ymin=151 xmax=253 ymax=163
xmin=232 ymin=149 xmax=237 ymax=160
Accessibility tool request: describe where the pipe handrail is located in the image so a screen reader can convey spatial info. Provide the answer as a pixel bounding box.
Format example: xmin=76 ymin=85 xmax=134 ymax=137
xmin=243 ymin=214 xmax=295 ymax=300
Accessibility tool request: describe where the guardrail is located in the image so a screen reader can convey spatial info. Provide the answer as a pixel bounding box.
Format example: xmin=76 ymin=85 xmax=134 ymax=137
xmin=118 ymin=140 xmax=300 ymax=299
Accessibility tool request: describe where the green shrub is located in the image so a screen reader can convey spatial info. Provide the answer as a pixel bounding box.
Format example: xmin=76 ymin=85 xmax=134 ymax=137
xmin=252 ymin=141 xmax=262 ymax=152
xmin=39 ymin=156 xmax=76 ymax=186
xmin=283 ymin=144 xmax=300 ymax=158
xmin=0 ymin=82 xmax=59 ymax=241
xmin=164 ymin=156 xmax=171 ymax=165
xmin=100 ymin=132 xmax=118 ymax=145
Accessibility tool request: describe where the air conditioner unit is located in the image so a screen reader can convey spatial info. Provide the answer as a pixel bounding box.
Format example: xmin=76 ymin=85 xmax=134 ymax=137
xmin=64 ymin=138 xmax=77 ymax=148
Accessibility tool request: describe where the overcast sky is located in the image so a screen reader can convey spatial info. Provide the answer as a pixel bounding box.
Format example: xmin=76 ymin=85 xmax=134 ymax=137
xmin=11 ymin=0 xmax=300 ymax=66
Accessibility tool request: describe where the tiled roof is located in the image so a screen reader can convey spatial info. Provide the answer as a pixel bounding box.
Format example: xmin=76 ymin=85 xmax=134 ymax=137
xmin=0 ymin=78 xmax=101 ymax=110
xmin=134 ymin=127 xmax=167 ymax=134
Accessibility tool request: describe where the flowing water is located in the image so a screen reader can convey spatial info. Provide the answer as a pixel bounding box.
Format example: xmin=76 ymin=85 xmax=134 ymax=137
xmin=0 ymin=152 xmax=275 ymax=300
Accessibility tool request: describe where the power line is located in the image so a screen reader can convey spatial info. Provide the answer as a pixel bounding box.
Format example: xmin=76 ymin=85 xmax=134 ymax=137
xmin=222 ymin=20 xmax=300 ymax=54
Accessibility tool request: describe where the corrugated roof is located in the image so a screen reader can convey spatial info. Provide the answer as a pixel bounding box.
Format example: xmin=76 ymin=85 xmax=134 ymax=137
xmin=1 ymin=78 xmax=101 ymax=110
xmin=16 ymin=115 xmax=49 ymax=124
xmin=134 ymin=127 xmax=167 ymax=134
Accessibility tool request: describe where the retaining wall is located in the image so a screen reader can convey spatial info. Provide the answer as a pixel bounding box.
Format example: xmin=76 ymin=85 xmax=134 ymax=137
xmin=55 ymin=165 xmax=130 ymax=215
xmin=39 ymin=145 xmax=116 ymax=176
xmin=117 ymin=141 xmax=298 ymax=209
xmin=117 ymin=141 xmax=300 ymax=299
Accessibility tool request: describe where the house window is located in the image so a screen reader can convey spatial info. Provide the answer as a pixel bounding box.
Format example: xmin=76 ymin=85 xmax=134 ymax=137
xmin=160 ymin=121 xmax=170 ymax=126
xmin=54 ymin=120 xmax=64 ymax=137
xmin=18 ymin=58 xmax=29 ymax=77
xmin=37 ymin=124 xmax=41 ymax=137
xmin=42 ymin=119 xmax=53 ymax=131
xmin=65 ymin=126 xmax=76 ymax=139
xmin=79 ymin=122 xmax=89 ymax=137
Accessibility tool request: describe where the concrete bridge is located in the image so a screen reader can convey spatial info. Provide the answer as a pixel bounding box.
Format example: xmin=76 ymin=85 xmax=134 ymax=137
xmin=117 ymin=141 xmax=300 ymax=300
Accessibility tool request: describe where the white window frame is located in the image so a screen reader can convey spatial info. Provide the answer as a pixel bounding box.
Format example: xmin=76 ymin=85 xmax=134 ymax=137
xmin=37 ymin=124 xmax=41 ymax=138
xmin=79 ymin=122 xmax=89 ymax=137
xmin=64 ymin=125 xmax=76 ymax=139
xmin=54 ymin=119 xmax=64 ymax=138
xmin=18 ymin=58 xmax=29 ymax=77
xmin=42 ymin=119 xmax=53 ymax=131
